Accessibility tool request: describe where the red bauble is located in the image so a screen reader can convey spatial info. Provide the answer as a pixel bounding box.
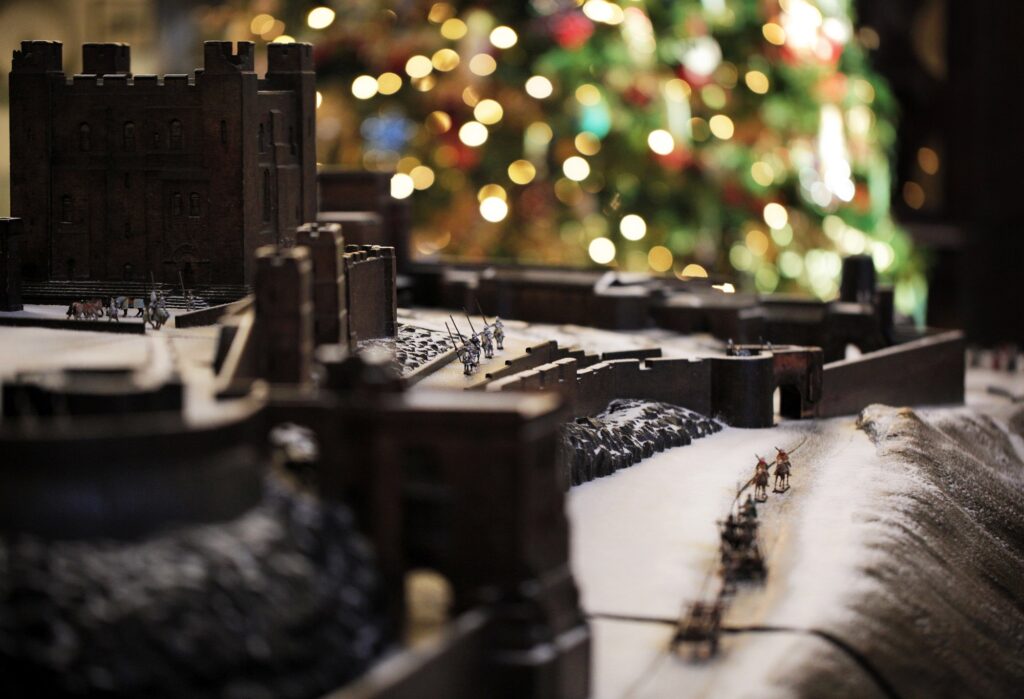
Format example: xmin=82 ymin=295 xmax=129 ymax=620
xmin=654 ymin=147 xmax=692 ymax=171
xmin=624 ymin=85 xmax=652 ymax=107
xmin=551 ymin=13 xmax=594 ymax=50
xmin=676 ymin=65 xmax=714 ymax=89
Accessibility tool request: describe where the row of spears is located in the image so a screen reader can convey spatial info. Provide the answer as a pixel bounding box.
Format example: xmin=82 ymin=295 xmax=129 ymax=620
xmin=673 ymin=442 xmax=801 ymax=659
xmin=444 ymin=302 xmax=505 ymax=376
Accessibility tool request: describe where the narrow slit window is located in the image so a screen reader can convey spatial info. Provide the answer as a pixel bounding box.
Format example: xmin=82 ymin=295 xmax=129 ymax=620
xmin=78 ymin=123 xmax=91 ymax=152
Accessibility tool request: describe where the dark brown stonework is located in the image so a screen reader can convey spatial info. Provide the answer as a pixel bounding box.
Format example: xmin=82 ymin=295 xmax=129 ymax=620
xmin=0 ymin=218 xmax=24 ymax=311
xmin=343 ymin=244 xmax=397 ymax=345
xmin=253 ymin=245 xmax=314 ymax=384
xmin=9 ymin=40 xmax=316 ymax=286
xmin=296 ymin=222 xmax=348 ymax=347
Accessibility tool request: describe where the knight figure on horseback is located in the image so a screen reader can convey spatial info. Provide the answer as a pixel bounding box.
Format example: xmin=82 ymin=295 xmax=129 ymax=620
xmin=773 ymin=447 xmax=791 ymax=493
xmin=753 ymin=455 xmax=770 ymax=502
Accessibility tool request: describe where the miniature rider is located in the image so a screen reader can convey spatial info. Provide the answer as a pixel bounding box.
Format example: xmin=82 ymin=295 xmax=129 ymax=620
xmin=480 ymin=324 xmax=495 ymax=359
xmin=469 ymin=334 xmax=482 ymax=368
xmin=773 ymin=448 xmax=791 ymax=492
xmin=753 ymin=456 xmax=770 ymax=501
xmin=458 ymin=343 xmax=476 ymax=375
xmin=493 ymin=317 xmax=505 ymax=350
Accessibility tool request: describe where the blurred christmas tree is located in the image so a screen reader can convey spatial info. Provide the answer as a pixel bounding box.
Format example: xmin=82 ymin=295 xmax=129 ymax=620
xmin=208 ymin=0 xmax=925 ymax=317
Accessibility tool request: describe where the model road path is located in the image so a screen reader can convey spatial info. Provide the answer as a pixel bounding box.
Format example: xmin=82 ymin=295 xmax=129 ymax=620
xmin=568 ymin=415 xmax=885 ymax=699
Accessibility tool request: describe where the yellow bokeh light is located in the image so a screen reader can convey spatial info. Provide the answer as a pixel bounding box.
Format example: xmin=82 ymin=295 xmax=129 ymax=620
xmin=763 ymin=202 xmax=789 ymax=229
xmin=480 ymin=196 xmax=509 ymax=222
xmin=306 ymin=6 xmax=336 ymax=30
xmin=918 ymin=147 xmax=940 ymax=175
xmin=709 ymin=114 xmax=735 ymax=140
xmin=432 ymin=48 xmax=460 ymax=72
xmin=477 ymin=183 xmax=507 ymax=201
xmin=410 ymin=165 xmax=435 ymax=190
xmin=462 ymin=87 xmax=480 ymax=107
xmin=589 ymin=237 xmax=616 ymax=264
xmin=377 ymin=72 xmax=402 ymax=95
xmin=261 ymin=19 xmax=285 ymax=40
xmin=563 ymin=156 xmax=591 ymax=182
xmin=751 ymin=161 xmax=775 ymax=186
xmin=763 ymin=22 xmax=786 ymax=45
xmin=390 ymin=173 xmax=415 ymax=199
xmin=315 ymin=91 xmax=323 ymax=109
xmin=508 ymin=160 xmax=536 ymax=185
xmin=665 ymin=78 xmax=691 ymax=101
xmin=525 ymin=75 xmax=554 ymax=99
xmin=440 ymin=18 xmax=467 ymax=40
xmin=458 ymin=121 xmax=488 ymax=147
xmin=647 ymin=129 xmax=675 ymax=155
xmin=648 ymin=246 xmax=673 ymax=273
xmin=272 ymin=35 xmax=295 ymax=44
xmin=413 ymin=75 xmax=436 ymax=92
xmin=490 ymin=26 xmax=518 ymax=49
xmin=903 ymin=181 xmax=925 ymax=209
xmin=525 ymin=121 xmax=553 ymax=145
xmin=397 ymin=156 xmax=420 ymax=174
xmin=745 ymin=70 xmax=770 ymax=94
xmin=405 ymin=55 xmax=433 ymax=79
xmin=473 ymin=99 xmax=504 ymax=125
xmin=469 ymin=54 xmax=497 ymax=76
xmin=746 ymin=229 xmax=770 ymax=256
xmin=680 ymin=263 xmax=708 ymax=278
xmin=351 ymin=75 xmax=378 ymax=100
xmin=575 ymin=132 xmax=601 ymax=156
xmin=619 ymin=214 xmax=647 ymax=241
xmin=425 ymin=111 xmax=452 ymax=134
xmin=575 ymin=84 xmax=602 ymax=106
xmin=250 ymin=14 xmax=275 ymax=35
xmin=428 ymin=2 xmax=454 ymax=23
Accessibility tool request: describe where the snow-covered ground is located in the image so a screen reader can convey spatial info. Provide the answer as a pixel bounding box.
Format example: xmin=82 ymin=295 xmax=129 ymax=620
xmin=570 ymin=368 xmax=1024 ymax=699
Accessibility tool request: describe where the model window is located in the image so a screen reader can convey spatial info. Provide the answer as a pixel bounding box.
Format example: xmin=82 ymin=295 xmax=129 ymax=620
xmin=171 ymin=192 xmax=183 ymax=217
xmin=123 ymin=122 xmax=135 ymax=151
xmin=124 ymin=220 xmax=131 ymax=237
xmin=61 ymin=195 xmax=72 ymax=223
xmin=262 ymin=170 xmax=271 ymax=222
xmin=258 ymin=123 xmax=265 ymax=153
xmin=152 ymin=130 xmax=161 ymax=149
xmin=189 ymin=192 xmax=201 ymax=217
xmin=170 ymin=119 xmax=183 ymax=150
xmin=78 ymin=123 xmax=91 ymax=152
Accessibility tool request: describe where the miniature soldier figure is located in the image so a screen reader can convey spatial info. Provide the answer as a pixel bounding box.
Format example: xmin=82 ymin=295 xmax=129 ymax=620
xmin=773 ymin=448 xmax=791 ymax=492
xmin=493 ymin=317 xmax=505 ymax=350
xmin=480 ymin=324 xmax=495 ymax=359
xmin=106 ymin=297 xmax=119 ymax=322
xmin=753 ymin=456 xmax=770 ymax=502
xmin=457 ymin=343 xmax=476 ymax=375
xmin=469 ymin=334 xmax=482 ymax=368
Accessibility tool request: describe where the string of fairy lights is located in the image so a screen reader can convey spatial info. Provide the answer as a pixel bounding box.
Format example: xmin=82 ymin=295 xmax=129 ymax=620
xmin=215 ymin=0 xmax=925 ymax=317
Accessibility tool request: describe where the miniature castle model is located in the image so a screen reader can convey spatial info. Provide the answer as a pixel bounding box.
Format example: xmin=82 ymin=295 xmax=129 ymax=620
xmin=9 ymin=40 xmax=316 ymax=286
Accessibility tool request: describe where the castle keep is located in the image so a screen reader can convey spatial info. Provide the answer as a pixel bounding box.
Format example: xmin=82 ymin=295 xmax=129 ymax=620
xmin=9 ymin=40 xmax=316 ymax=286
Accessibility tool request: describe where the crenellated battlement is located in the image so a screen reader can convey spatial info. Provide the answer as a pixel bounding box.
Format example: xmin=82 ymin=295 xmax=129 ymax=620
xmin=203 ymin=41 xmax=254 ymax=74
xmin=10 ymin=39 xmax=317 ymax=287
xmin=82 ymin=43 xmax=130 ymax=75
xmin=267 ymin=42 xmax=314 ymax=73
xmin=11 ymin=40 xmax=62 ymax=73
xmin=63 ymin=73 xmax=196 ymax=89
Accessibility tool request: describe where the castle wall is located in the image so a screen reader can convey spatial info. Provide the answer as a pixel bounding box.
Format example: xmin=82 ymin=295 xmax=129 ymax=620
xmin=9 ymin=40 xmax=316 ymax=287
xmin=488 ymin=355 xmax=713 ymax=419
xmin=343 ymin=245 xmax=397 ymax=344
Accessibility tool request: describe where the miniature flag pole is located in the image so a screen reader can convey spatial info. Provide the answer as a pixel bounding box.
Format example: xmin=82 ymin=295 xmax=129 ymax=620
xmin=449 ymin=315 xmax=466 ymax=342
xmin=475 ymin=298 xmax=490 ymax=327
xmin=463 ymin=309 xmax=477 ymax=336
